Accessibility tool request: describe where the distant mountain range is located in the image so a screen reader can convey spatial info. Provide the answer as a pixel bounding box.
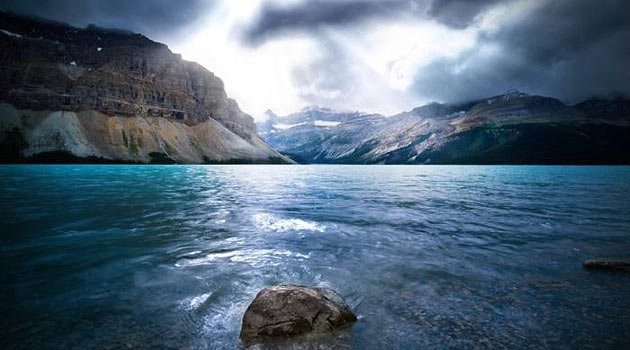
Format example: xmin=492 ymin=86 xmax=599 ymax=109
xmin=257 ymin=91 xmax=630 ymax=164
xmin=2 ymin=12 xmax=628 ymax=165
xmin=0 ymin=11 xmax=288 ymax=164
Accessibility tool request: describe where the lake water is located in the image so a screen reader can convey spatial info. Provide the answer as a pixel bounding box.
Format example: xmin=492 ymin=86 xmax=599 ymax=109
xmin=1 ymin=165 xmax=629 ymax=349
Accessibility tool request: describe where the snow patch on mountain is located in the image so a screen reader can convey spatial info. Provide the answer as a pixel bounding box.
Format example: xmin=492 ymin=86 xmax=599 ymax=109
xmin=274 ymin=123 xmax=304 ymax=130
xmin=314 ymin=120 xmax=341 ymax=127
xmin=0 ymin=29 xmax=23 ymax=38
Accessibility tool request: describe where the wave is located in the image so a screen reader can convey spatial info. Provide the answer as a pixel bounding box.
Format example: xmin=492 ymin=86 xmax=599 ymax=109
xmin=182 ymin=293 xmax=212 ymax=311
xmin=252 ymin=213 xmax=326 ymax=233
xmin=175 ymin=248 xmax=310 ymax=268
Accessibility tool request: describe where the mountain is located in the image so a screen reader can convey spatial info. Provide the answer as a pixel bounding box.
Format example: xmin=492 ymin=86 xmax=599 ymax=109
xmin=0 ymin=12 xmax=288 ymax=164
xmin=574 ymin=97 xmax=630 ymax=121
xmin=258 ymin=91 xmax=630 ymax=164
xmin=259 ymin=107 xmax=386 ymax=163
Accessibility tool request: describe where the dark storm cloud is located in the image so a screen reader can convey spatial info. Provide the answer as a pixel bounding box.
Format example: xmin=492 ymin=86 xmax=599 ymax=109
xmin=243 ymin=0 xmax=499 ymax=44
xmin=2 ymin=0 xmax=627 ymax=111
xmin=482 ymin=0 xmax=629 ymax=69
xmin=412 ymin=0 xmax=630 ymax=104
xmin=244 ymin=0 xmax=403 ymax=44
xmin=428 ymin=0 xmax=500 ymax=28
xmin=243 ymin=0 xmax=629 ymax=108
xmin=0 ymin=0 xmax=213 ymax=39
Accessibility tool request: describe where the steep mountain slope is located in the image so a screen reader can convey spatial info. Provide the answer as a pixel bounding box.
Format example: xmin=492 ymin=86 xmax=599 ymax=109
xmin=259 ymin=91 xmax=630 ymax=164
xmin=0 ymin=12 xmax=287 ymax=163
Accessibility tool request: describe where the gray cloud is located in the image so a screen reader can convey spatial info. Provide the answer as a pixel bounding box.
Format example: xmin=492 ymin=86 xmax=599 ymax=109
xmin=412 ymin=0 xmax=630 ymax=104
xmin=243 ymin=0 xmax=499 ymax=44
xmin=1 ymin=0 xmax=627 ymax=112
xmin=428 ymin=0 xmax=500 ymax=28
xmin=245 ymin=0 xmax=629 ymax=110
xmin=290 ymin=37 xmax=417 ymax=114
xmin=0 ymin=0 xmax=214 ymax=40
xmin=291 ymin=39 xmax=360 ymax=106
xmin=244 ymin=0 xmax=404 ymax=44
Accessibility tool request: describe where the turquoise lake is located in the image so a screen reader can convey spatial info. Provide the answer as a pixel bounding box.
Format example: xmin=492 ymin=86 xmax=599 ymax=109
xmin=1 ymin=165 xmax=629 ymax=349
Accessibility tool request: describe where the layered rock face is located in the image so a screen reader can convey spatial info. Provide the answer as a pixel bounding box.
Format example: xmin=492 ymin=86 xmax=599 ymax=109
xmin=259 ymin=91 xmax=630 ymax=164
xmin=0 ymin=11 xmax=287 ymax=163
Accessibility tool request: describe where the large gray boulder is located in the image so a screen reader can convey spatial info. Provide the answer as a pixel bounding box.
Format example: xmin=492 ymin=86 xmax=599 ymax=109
xmin=240 ymin=284 xmax=357 ymax=340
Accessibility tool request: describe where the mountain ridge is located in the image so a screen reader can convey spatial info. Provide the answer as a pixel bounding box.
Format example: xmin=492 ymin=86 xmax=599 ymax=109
xmin=0 ymin=11 xmax=289 ymax=164
xmin=258 ymin=91 xmax=630 ymax=164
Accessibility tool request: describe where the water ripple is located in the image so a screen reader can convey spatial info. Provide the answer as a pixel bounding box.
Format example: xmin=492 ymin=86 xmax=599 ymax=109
xmin=1 ymin=165 xmax=629 ymax=349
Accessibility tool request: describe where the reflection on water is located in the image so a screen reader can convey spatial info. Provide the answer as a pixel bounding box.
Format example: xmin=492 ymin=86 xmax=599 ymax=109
xmin=1 ymin=165 xmax=629 ymax=349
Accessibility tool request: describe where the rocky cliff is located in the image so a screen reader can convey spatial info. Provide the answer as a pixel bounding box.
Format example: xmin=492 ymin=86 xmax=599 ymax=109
xmin=259 ymin=91 xmax=630 ymax=164
xmin=0 ymin=11 xmax=288 ymax=163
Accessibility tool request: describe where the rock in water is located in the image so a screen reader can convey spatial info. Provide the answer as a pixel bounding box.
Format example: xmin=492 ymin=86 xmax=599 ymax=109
xmin=583 ymin=259 xmax=630 ymax=271
xmin=240 ymin=284 xmax=357 ymax=340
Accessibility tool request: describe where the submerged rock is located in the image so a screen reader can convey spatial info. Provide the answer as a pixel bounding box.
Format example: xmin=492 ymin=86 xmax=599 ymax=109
xmin=240 ymin=284 xmax=357 ymax=341
xmin=583 ymin=259 xmax=630 ymax=271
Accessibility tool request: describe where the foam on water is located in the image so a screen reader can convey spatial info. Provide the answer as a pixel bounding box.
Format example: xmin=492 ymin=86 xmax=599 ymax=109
xmin=252 ymin=212 xmax=326 ymax=232
xmin=175 ymin=249 xmax=310 ymax=268
xmin=182 ymin=293 xmax=212 ymax=310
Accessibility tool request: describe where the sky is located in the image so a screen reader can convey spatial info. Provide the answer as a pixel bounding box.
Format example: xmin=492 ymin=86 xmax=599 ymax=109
xmin=1 ymin=0 xmax=629 ymax=119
